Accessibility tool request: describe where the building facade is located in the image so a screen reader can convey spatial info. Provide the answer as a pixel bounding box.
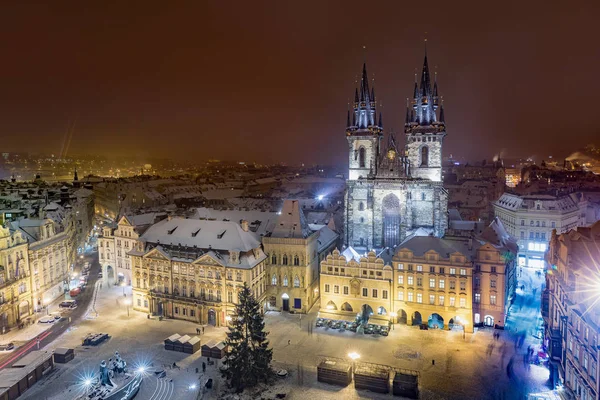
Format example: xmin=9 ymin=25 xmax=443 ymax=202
xmin=544 ymin=222 xmax=600 ymax=399
xmin=263 ymin=200 xmax=337 ymax=313
xmin=0 ymin=224 xmax=32 ymax=331
xmin=345 ymin=54 xmax=448 ymax=250
xmin=12 ymin=218 xmax=70 ymax=309
xmin=99 ymin=213 xmax=167 ymax=285
xmin=130 ymin=217 xmax=267 ymax=326
xmin=320 ymin=221 xmax=516 ymax=333
xmin=494 ymin=193 xmax=585 ymax=269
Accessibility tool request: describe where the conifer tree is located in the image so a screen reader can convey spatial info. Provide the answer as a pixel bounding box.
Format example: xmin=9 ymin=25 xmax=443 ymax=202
xmin=222 ymin=283 xmax=273 ymax=391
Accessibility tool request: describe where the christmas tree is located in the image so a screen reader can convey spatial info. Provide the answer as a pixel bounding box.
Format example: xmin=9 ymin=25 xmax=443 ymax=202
xmin=222 ymin=283 xmax=273 ymax=391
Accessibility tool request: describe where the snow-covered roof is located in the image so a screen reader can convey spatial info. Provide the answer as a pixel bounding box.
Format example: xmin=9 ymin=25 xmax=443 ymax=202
xmin=193 ymin=207 xmax=277 ymax=236
xmin=141 ymin=217 xmax=261 ymax=252
xmin=271 ymin=200 xmax=312 ymax=239
xmin=398 ymin=236 xmax=471 ymax=258
xmin=316 ymin=226 xmax=338 ymax=252
xmin=341 ymin=246 xmax=362 ymax=262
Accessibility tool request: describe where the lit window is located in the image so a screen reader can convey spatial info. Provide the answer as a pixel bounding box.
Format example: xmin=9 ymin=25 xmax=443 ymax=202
xmin=398 ymin=263 xmax=404 ymax=270
xmin=460 ymin=269 xmax=466 ymax=276
xmin=450 ymin=268 xmax=456 ymax=275
xmin=416 ymin=293 xmax=422 ymax=303
xmin=449 ymin=297 xmax=455 ymax=306
xmin=417 ymin=265 xmax=423 ymax=272
xmin=490 ymin=295 xmax=497 ymax=305
xmin=407 ymin=276 xmax=414 ymax=286
xmin=429 ymin=294 xmax=435 ymax=305
xmin=398 ymin=291 xmax=404 ymax=301
xmin=398 ymin=275 xmax=404 ymax=284
xmin=439 ymin=279 xmax=445 ymax=289
xmin=407 ymin=292 xmax=413 ymax=302
xmin=459 ymin=298 xmax=466 ymax=308
xmin=439 ymin=296 xmax=445 ymax=305
xmin=429 ymin=278 xmax=435 ymax=288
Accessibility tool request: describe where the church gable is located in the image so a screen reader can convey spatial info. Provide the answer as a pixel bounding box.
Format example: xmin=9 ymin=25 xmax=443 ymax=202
xmin=192 ymin=252 xmax=225 ymax=267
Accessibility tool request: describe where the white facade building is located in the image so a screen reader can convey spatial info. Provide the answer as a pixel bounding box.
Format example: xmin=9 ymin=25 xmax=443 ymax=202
xmin=493 ymin=193 xmax=585 ymax=269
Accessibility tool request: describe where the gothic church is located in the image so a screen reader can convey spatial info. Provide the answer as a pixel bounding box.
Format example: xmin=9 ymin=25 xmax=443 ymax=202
xmin=344 ymin=52 xmax=448 ymax=249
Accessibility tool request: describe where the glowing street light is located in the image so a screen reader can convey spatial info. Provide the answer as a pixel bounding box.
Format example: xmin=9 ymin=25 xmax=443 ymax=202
xmin=348 ymin=352 xmax=360 ymax=374
xmin=390 ymin=312 xmax=397 ymax=330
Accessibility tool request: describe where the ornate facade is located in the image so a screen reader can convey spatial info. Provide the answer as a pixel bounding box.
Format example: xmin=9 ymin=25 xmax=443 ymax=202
xmin=263 ymin=200 xmax=337 ymax=313
xmin=0 ymin=224 xmax=32 ymax=331
xmin=131 ymin=217 xmax=267 ymax=326
xmin=345 ymin=53 xmax=448 ymax=250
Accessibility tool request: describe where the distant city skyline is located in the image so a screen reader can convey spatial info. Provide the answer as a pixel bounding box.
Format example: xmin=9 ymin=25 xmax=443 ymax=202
xmin=0 ymin=2 xmax=599 ymax=165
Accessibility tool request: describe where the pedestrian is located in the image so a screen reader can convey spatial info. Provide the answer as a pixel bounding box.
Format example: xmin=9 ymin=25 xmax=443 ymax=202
xmin=432 ymin=359 xmax=435 ymax=366
xmin=202 ymin=362 xmax=206 ymax=373
xmin=196 ymin=328 xmax=200 ymax=335
xmin=288 ymin=339 xmax=291 ymax=345
xmin=202 ymin=327 xmax=205 ymax=334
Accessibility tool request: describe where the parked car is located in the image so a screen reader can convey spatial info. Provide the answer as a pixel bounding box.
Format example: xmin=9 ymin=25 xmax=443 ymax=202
xmin=315 ymin=318 xmax=324 ymax=327
xmin=331 ymin=321 xmax=342 ymax=329
xmin=39 ymin=316 xmax=56 ymax=324
xmin=347 ymin=323 xmax=358 ymax=332
xmin=364 ymin=324 xmax=374 ymax=334
xmin=0 ymin=342 xmax=15 ymax=351
xmin=419 ymin=323 xmax=429 ymax=330
xmin=372 ymin=325 xmax=382 ymax=335
xmin=380 ymin=326 xmax=390 ymax=336
xmin=59 ymin=300 xmax=77 ymax=309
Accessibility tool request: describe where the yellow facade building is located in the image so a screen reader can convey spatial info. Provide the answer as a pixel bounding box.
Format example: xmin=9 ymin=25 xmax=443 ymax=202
xmin=131 ymin=217 xmax=267 ymax=326
xmin=319 ymin=220 xmax=516 ymax=333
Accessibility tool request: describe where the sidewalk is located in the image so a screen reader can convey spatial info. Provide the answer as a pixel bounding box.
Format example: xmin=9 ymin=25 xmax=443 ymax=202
xmin=0 ymin=294 xmax=68 ymax=344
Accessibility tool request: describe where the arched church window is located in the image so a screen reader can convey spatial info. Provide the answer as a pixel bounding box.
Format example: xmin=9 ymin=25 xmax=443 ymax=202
xmin=271 ymin=274 xmax=277 ymax=286
xmin=283 ymin=275 xmax=289 ymax=287
xmin=293 ymin=275 xmax=300 ymax=288
xmin=271 ymin=254 xmax=277 ymax=265
xmin=293 ymin=255 xmax=299 ymax=266
xmin=421 ymin=146 xmax=429 ymax=167
xmin=282 ymin=255 xmax=288 ymax=265
xmin=358 ymin=202 xmax=365 ymax=211
xmin=359 ymin=147 xmax=366 ymax=168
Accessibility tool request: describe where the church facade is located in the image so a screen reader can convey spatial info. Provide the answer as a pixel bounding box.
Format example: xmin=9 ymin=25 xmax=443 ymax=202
xmin=344 ymin=53 xmax=449 ymax=250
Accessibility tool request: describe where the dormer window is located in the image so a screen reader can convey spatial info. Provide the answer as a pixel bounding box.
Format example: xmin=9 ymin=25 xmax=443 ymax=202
xmin=167 ymin=226 xmax=178 ymax=235
xmin=217 ymin=230 xmax=226 ymax=239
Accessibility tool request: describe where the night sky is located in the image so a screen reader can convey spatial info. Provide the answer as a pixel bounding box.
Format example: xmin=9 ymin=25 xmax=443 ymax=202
xmin=1 ymin=1 xmax=599 ymax=165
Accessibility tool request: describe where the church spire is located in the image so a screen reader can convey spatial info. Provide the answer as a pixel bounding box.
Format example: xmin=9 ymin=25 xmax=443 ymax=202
xmin=439 ymin=103 xmax=445 ymax=123
xmin=405 ymin=98 xmax=410 ymax=124
xmin=347 ymin=109 xmax=351 ymax=127
xmin=378 ymin=111 xmax=383 ymax=128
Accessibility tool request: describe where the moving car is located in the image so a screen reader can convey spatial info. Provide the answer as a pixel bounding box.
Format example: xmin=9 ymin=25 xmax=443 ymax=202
xmin=39 ymin=316 xmax=57 ymax=324
xmin=59 ymin=300 xmax=77 ymax=309
xmin=0 ymin=342 xmax=15 ymax=351
xmin=69 ymin=287 xmax=81 ymax=297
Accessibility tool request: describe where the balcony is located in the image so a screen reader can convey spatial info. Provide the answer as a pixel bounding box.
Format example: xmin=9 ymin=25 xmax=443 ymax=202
xmin=149 ymin=289 xmax=222 ymax=306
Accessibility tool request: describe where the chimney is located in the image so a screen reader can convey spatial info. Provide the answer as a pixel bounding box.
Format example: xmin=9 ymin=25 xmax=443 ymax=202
xmin=468 ymin=238 xmax=473 ymax=251
xmin=241 ymin=219 xmax=249 ymax=232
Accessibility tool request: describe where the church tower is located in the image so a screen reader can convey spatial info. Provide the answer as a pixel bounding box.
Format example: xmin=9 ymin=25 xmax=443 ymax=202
xmin=346 ymin=63 xmax=383 ymax=180
xmin=404 ymin=49 xmax=446 ymax=182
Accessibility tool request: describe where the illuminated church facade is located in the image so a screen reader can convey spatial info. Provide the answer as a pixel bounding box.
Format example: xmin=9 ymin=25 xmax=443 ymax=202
xmin=344 ymin=53 xmax=448 ymax=250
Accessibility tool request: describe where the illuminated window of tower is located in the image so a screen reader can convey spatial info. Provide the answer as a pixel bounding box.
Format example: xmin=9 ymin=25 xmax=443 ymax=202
xmin=420 ymin=146 xmax=429 ymax=167
xmin=359 ymin=147 xmax=366 ymax=168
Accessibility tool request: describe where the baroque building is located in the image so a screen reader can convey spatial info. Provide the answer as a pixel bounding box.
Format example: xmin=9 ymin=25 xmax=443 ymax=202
xmin=12 ymin=218 xmax=70 ymax=310
xmin=263 ymin=200 xmax=337 ymax=313
xmin=544 ymin=221 xmax=600 ymax=399
xmin=0 ymin=224 xmax=32 ymax=332
xmin=130 ymin=217 xmax=267 ymax=326
xmin=345 ymin=53 xmax=448 ymax=250
xmin=320 ymin=219 xmax=516 ymax=333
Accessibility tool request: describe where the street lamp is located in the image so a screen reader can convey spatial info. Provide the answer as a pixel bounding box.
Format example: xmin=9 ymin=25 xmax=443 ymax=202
xmin=390 ymin=312 xmax=397 ymax=330
xmin=124 ymin=298 xmax=131 ymax=317
xmin=348 ymin=352 xmax=360 ymax=373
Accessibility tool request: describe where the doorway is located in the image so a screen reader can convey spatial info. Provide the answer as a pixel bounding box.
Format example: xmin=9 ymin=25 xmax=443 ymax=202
xmin=281 ymin=293 xmax=290 ymax=312
xmin=208 ymin=309 xmax=216 ymax=326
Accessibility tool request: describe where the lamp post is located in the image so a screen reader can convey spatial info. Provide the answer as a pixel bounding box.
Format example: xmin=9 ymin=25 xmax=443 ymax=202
xmin=124 ymin=298 xmax=131 ymax=317
xmin=348 ymin=352 xmax=360 ymax=374
xmin=390 ymin=312 xmax=397 ymax=330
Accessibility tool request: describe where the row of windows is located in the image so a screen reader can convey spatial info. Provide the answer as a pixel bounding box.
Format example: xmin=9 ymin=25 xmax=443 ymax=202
xmin=520 ymin=231 xmax=547 ymax=241
xmin=271 ymin=274 xmax=301 ymax=288
xmin=473 ymin=293 xmax=497 ymax=305
xmin=397 ymin=264 xmax=467 ymax=275
xmin=270 ymin=254 xmax=301 ymax=266
xmin=324 ymin=284 xmax=388 ymax=299
xmin=521 ymin=219 xmax=556 ymax=228
xmin=397 ymin=292 xmax=467 ymax=307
